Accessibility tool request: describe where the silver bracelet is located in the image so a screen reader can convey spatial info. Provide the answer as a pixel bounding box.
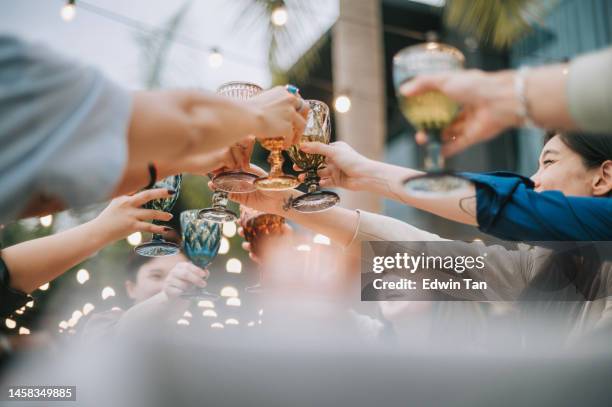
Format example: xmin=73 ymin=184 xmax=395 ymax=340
xmin=514 ymin=66 xmax=537 ymax=128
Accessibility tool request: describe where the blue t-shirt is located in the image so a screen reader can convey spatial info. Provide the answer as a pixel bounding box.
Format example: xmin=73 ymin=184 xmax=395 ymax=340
xmin=461 ymin=172 xmax=612 ymax=241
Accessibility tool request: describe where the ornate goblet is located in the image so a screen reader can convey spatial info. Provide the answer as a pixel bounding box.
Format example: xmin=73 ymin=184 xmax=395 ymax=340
xmin=393 ymin=40 xmax=473 ymax=197
xmin=288 ymin=100 xmax=339 ymax=212
xmin=135 ymin=175 xmax=182 ymax=257
xmin=179 ymin=209 xmax=221 ymax=300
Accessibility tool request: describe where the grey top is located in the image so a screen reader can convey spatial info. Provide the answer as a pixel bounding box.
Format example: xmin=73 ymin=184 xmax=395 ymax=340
xmin=568 ymin=47 xmax=612 ymax=133
xmin=0 ymin=35 xmax=131 ymax=223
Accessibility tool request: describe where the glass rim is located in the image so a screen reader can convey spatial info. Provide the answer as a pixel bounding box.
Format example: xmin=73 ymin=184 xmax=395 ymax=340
xmin=216 ymin=81 xmax=263 ymax=92
xmin=393 ymin=41 xmax=465 ymax=63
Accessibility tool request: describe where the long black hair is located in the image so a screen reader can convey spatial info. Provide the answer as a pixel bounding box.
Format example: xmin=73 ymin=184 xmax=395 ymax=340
xmin=544 ymin=131 xmax=612 ymax=169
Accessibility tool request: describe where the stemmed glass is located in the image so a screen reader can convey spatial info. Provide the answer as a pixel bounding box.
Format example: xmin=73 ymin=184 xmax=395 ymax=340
xmin=135 ymin=175 xmax=182 ymax=257
xmin=393 ymin=41 xmax=473 ymax=197
xmin=199 ymin=81 xmax=263 ymax=223
xmin=239 ymin=206 xmax=285 ymax=293
xmin=179 ymin=209 xmax=221 ymax=300
xmin=288 ymin=100 xmax=339 ymax=212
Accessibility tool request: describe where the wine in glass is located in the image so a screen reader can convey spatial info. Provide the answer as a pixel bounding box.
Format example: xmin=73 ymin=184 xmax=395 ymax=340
xmin=135 ymin=175 xmax=182 ymax=257
xmin=240 ymin=206 xmax=285 ymax=293
xmin=393 ymin=40 xmax=473 ymax=197
xmin=288 ymin=100 xmax=339 ymax=212
xmin=180 ymin=209 xmax=221 ymax=300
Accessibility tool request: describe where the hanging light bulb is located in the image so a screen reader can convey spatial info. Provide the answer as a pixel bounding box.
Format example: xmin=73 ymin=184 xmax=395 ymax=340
xmin=208 ymin=48 xmax=223 ymax=68
xmin=5 ymin=318 xmax=16 ymax=329
xmin=127 ymin=232 xmax=142 ymax=246
xmin=296 ymin=244 xmax=311 ymax=252
xmin=202 ymin=309 xmax=218 ymax=318
xmin=222 ymin=222 xmax=236 ymax=238
xmin=313 ymin=234 xmax=331 ymax=245
xmin=225 ymin=258 xmax=242 ymax=274
xmin=59 ymin=321 xmax=69 ymax=330
xmin=83 ymin=303 xmax=95 ymax=316
xmin=247 ymin=321 xmax=255 ymax=327
xmin=210 ymin=322 xmax=224 ymax=329
xmin=26 ymin=300 xmax=34 ymax=308
xmin=19 ymin=327 xmax=30 ymax=335
xmin=271 ymin=2 xmax=288 ymax=26
xmin=76 ymin=268 xmax=90 ymax=284
xmin=334 ymin=94 xmax=351 ymax=113
xmin=225 ymin=318 xmax=239 ymax=326
xmin=226 ymin=297 xmax=241 ymax=307
xmin=220 ymin=286 xmax=238 ymax=297
xmin=177 ymin=318 xmax=190 ymax=326
xmin=219 ymin=237 xmax=230 ymax=255
xmin=39 ymin=282 xmax=50 ymax=291
xmin=39 ymin=215 xmax=53 ymax=227
xmin=61 ymin=0 xmax=76 ymax=22
xmin=183 ymin=311 xmax=193 ymax=319
xmin=197 ymin=300 xmax=215 ymax=309
xmin=101 ymin=286 xmax=116 ymax=300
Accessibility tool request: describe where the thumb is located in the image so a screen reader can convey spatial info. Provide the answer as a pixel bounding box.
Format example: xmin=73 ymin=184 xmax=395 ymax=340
xmin=300 ymin=142 xmax=334 ymax=157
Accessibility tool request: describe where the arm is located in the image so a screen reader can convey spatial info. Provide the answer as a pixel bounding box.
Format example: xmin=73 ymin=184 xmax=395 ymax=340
xmin=1 ymin=189 xmax=173 ymax=294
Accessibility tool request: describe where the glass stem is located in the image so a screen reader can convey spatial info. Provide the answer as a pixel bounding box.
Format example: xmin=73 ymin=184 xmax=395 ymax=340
xmin=212 ymin=190 xmax=229 ymax=210
xmin=268 ymin=149 xmax=284 ymax=178
xmin=305 ymin=169 xmax=320 ymax=194
xmin=424 ymin=129 xmax=444 ymax=171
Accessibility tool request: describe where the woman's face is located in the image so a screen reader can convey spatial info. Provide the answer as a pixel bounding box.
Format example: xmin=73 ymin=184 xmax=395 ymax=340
xmin=531 ymin=135 xmax=598 ymax=196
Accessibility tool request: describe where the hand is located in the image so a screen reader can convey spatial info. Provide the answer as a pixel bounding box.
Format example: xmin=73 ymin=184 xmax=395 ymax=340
xmin=93 ymin=188 xmax=175 ymax=242
xmin=238 ymin=222 xmax=293 ymax=264
xmin=246 ymin=86 xmax=309 ymax=149
xmin=163 ymin=262 xmax=209 ymax=299
xmin=400 ymin=70 xmax=521 ymax=156
xmin=297 ymin=141 xmax=376 ymax=191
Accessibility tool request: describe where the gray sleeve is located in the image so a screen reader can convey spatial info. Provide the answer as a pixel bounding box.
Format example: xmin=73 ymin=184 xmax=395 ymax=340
xmin=567 ymin=47 xmax=612 ymax=134
xmin=0 ymin=35 xmax=131 ymax=223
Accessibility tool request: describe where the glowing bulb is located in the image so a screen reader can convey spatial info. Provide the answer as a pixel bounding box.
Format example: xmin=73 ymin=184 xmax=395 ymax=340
xmin=198 ymin=300 xmax=215 ymax=309
xmin=83 ymin=303 xmax=95 ymax=316
xmin=15 ymin=308 xmax=24 ymax=315
xmin=61 ymin=1 xmax=76 ymax=21
xmin=67 ymin=318 xmax=78 ymax=328
xmin=59 ymin=321 xmax=69 ymax=330
xmin=225 ymin=318 xmax=239 ymax=326
xmin=26 ymin=300 xmax=34 ymax=308
xmin=313 ymin=234 xmax=331 ymax=245
xmin=219 ymin=237 xmax=230 ymax=254
xmin=127 ymin=232 xmax=142 ymax=246
xmin=39 ymin=215 xmax=53 ymax=227
xmin=220 ymin=286 xmax=238 ymax=297
xmin=202 ymin=309 xmax=218 ymax=318
xmin=76 ymin=268 xmax=90 ymax=284
xmin=19 ymin=327 xmax=30 ymax=335
xmin=225 ymin=258 xmax=242 ymax=274
xmin=111 ymin=306 xmax=122 ymax=312
xmin=72 ymin=310 xmax=83 ymax=321
xmin=222 ymin=222 xmax=236 ymax=238
xmin=296 ymin=244 xmax=311 ymax=252
xmin=247 ymin=321 xmax=255 ymax=327
xmin=334 ymin=95 xmax=351 ymax=113
xmin=258 ymin=309 xmax=264 ymax=316
xmin=101 ymin=286 xmax=116 ymax=300
xmin=183 ymin=311 xmax=193 ymax=319
xmin=39 ymin=282 xmax=50 ymax=291
xmin=226 ymin=297 xmax=241 ymax=307
xmin=177 ymin=318 xmax=190 ymax=326
xmin=271 ymin=5 xmax=288 ymax=26
xmin=211 ymin=322 xmax=224 ymax=329
xmin=208 ymin=48 xmax=223 ymax=68
xmin=5 ymin=318 xmax=16 ymax=329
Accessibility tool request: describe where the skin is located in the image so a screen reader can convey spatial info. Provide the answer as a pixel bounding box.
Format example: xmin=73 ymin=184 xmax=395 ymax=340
xmin=19 ymin=87 xmax=309 ymax=219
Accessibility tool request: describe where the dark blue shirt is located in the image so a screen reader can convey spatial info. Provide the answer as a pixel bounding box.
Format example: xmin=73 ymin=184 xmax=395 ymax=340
xmin=461 ymin=172 xmax=612 ymax=241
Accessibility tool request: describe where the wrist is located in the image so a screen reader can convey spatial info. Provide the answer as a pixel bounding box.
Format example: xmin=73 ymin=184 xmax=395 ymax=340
xmin=86 ymin=217 xmax=118 ymax=245
xmin=489 ymin=71 xmax=524 ymax=128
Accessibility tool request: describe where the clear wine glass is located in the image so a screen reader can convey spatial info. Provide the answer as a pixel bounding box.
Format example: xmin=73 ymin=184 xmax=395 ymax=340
xmin=134 ymin=175 xmax=182 ymax=257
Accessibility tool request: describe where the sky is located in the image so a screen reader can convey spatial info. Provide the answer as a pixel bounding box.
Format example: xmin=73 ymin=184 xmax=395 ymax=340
xmin=1 ymin=0 xmax=338 ymax=90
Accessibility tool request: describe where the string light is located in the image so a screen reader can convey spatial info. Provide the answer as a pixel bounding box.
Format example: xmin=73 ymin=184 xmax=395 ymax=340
xmin=39 ymin=215 xmax=53 ymax=227
xmin=226 ymin=297 xmax=241 ymax=307
xmin=5 ymin=318 xmax=16 ymax=329
xmin=211 ymin=322 xmax=224 ymax=329
xmin=83 ymin=303 xmax=95 ymax=315
xmin=177 ymin=318 xmax=190 ymax=326
xmin=76 ymin=268 xmax=90 ymax=284
xmin=208 ymin=48 xmax=223 ymax=68
xmin=247 ymin=321 xmax=255 ymax=327
xmin=222 ymin=222 xmax=236 ymax=238
xmin=26 ymin=300 xmax=34 ymax=308
xmin=202 ymin=309 xmax=218 ymax=318
xmin=127 ymin=232 xmax=142 ymax=246
xmin=61 ymin=0 xmax=76 ymax=22
xmin=59 ymin=321 xmax=69 ymax=330
xmin=72 ymin=310 xmax=83 ymax=321
xmin=220 ymin=286 xmax=238 ymax=297
xmin=198 ymin=300 xmax=215 ymax=308
xmin=225 ymin=258 xmax=242 ymax=274
xmin=225 ymin=318 xmax=239 ymax=326
xmin=271 ymin=3 xmax=288 ymax=26
xmin=183 ymin=311 xmax=193 ymax=319
xmin=334 ymin=94 xmax=351 ymax=113
xmin=219 ymin=237 xmax=230 ymax=255
xmin=313 ymin=234 xmax=331 ymax=245
xmin=39 ymin=282 xmax=50 ymax=291
xmin=19 ymin=327 xmax=30 ymax=335
xmin=296 ymin=244 xmax=311 ymax=252
xmin=258 ymin=309 xmax=264 ymax=316
xmin=101 ymin=286 xmax=116 ymax=300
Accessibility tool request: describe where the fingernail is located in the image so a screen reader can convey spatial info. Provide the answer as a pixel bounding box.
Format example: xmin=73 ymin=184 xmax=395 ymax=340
xmin=167 ymin=213 xmax=174 ymax=219
xmin=167 ymin=188 xmax=177 ymax=195
xmin=163 ymin=226 xmax=173 ymax=232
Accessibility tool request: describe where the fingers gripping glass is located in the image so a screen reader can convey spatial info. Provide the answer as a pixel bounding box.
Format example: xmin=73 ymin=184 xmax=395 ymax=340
xmin=179 ymin=210 xmax=221 ymax=300
xmin=135 ymin=175 xmax=182 ymax=257
xmin=393 ymin=41 xmax=473 ymax=197
xmin=287 ymin=100 xmax=339 ymax=212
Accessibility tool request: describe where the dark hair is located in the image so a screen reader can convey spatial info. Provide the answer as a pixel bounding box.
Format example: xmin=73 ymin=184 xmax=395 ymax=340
xmin=125 ymin=254 xmax=154 ymax=282
xmin=544 ymin=131 xmax=612 ymax=169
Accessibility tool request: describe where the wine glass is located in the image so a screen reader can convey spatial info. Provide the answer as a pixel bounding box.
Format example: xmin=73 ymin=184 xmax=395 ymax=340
xmin=240 ymin=206 xmax=285 ymax=293
xmin=179 ymin=209 xmax=221 ymax=300
xmin=393 ymin=40 xmax=473 ymax=197
xmin=199 ymin=82 xmax=263 ymax=223
xmin=288 ymin=100 xmax=339 ymax=212
xmin=134 ymin=175 xmax=182 ymax=257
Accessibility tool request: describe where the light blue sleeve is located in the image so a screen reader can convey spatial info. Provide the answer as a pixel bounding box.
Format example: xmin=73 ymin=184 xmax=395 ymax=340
xmin=0 ymin=35 xmax=131 ymax=223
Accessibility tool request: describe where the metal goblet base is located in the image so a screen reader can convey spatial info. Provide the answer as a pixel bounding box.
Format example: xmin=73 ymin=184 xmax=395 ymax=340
xmin=179 ymin=288 xmax=220 ymax=301
xmin=291 ymin=190 xmax=340 ymax=213
xmin=212 ymin=171 xmax=258 ymax=193
xmin=402 ymin=171 xmax=473 ymax=198
xmin=198 ymin=207 xmax=239 ymax=223
xmin=254 ymin=175 xmax=300 ymax=191
xmin=134 ymin=240 xmax=180 ymax=257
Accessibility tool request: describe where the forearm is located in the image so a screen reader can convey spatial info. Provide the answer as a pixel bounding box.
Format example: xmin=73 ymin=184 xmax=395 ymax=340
xmin=115 ymin=292 xmax=189 ymax=336
xmin=1 ymin=220 xmax=112 ymax=293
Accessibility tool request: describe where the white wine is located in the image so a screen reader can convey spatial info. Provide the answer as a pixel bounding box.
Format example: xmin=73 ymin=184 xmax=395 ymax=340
xmin=260 ymin=137 xmax=284 ymax=151
xmin=398 ymin=90 xmax=459 ymax=130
